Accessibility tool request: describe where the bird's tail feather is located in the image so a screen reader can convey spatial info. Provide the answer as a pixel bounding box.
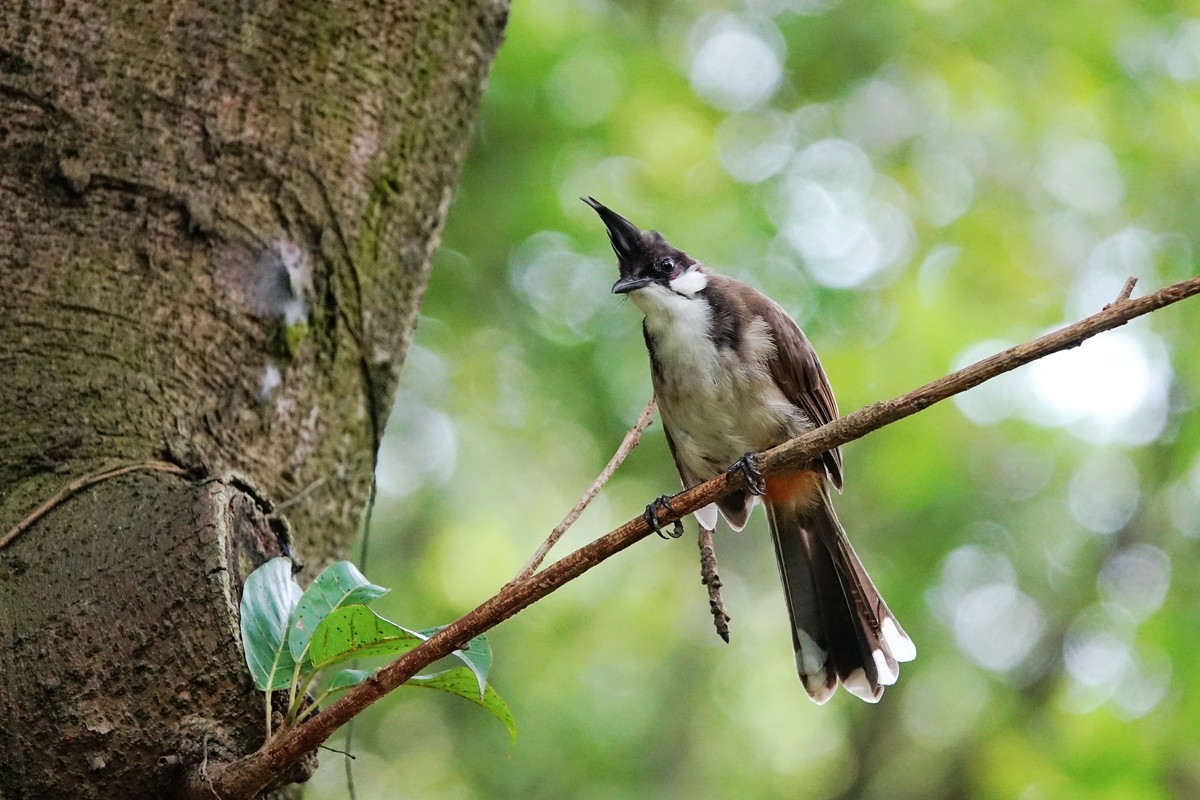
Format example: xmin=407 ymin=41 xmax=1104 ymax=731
xmin=764 ymin=485 xmax=915 ymax=704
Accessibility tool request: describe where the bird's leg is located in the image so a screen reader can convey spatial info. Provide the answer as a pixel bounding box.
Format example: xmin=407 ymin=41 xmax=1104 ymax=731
xmin=644 ymin=495 xmax=684 ymax=539
xmin=728 ymin=452 xmax=767 ymax=496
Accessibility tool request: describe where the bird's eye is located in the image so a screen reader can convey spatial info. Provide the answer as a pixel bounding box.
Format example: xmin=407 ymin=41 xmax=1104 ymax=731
xmin=656 ymin=257 xmax=675 ymax=275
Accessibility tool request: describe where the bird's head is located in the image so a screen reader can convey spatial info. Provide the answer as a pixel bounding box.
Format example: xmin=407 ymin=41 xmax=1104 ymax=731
xmin=582 ymin=197 xmax=707 ymax=301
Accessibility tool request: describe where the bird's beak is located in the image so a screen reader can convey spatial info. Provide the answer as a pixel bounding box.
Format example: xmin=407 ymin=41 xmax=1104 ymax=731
xmin=611 ymin=276 xmax=652 ymax=294
xmin=581 ymin=196 xmax=644 ymax=262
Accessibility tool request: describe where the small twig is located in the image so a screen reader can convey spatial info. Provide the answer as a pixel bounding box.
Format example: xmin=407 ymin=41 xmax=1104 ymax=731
xmin=1105 ymin=276 xmax=1138 ymax=309
xmin=0 ymin=460 xmax=187 ymax=549
xmin=343 ymin=709 xmax=359 ymax=800
xmin=697 ymin=525 xmax=730 ymax=643
xmin=201 ymin=733 xmax=220 ymax=800
xmin=320 ymin=744 xmax=355 ymax=758
xmin=513 ymin=397 xmax=657 ymax=582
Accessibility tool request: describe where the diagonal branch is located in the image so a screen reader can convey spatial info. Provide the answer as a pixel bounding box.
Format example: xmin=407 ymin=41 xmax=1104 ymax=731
xmin=189 ymin=273 xmax=1200 ymax=799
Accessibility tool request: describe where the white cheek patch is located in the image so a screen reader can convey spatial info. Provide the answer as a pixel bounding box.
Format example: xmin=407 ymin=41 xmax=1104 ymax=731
xmin=668 ymin=267 xmax=708 ymax=297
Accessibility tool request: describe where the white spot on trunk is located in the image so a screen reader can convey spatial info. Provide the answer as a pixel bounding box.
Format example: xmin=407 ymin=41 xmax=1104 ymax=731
xmin=259 ymin=362 xmax=282 ymax=400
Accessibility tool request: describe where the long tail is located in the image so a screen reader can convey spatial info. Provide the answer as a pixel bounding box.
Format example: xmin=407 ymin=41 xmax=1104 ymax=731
xmin=764 ymin=484 xmax=916 ymax=704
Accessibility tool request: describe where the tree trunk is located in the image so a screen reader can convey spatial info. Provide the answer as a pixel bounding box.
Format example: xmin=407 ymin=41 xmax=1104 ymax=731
xmin=0 ymin=1 xmax=508 ymax=796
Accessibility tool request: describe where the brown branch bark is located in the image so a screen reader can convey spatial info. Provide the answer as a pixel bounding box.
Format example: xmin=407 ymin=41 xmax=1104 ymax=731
xmin=191 ymin=272 xmax=1200 ymax=798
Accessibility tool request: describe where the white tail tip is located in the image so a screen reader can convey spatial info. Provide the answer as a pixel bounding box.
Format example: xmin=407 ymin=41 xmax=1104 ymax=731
xmin=882 ymin=616 xmax=917 ymax=662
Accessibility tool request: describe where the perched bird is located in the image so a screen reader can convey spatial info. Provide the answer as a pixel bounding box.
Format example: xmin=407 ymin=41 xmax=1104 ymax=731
xmin=585 ymin=197 xmax=915 ymax=703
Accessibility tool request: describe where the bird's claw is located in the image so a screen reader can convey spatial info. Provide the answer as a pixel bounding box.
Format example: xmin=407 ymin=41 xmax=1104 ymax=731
xmin=644 ymin=496 xmax=684 ymax=539
xmin=729 ymin=452 xmax=767 ymax=496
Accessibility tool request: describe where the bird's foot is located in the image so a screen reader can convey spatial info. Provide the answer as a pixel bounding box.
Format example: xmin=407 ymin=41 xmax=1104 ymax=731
xmin=644 ymin=495 xmax=684 ymax=539
xmin=728 ymin=452 xmax=766 ymax=496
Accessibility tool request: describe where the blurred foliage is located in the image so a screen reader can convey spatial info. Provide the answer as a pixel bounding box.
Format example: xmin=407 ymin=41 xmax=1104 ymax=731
xmin=308 ymin=0 xmax=1200 ymax=798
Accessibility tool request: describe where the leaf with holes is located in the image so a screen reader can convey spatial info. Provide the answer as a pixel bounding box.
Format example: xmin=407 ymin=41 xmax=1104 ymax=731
xmin=307 ymin=605 xmax=425 ymax=670
xmin=287 ymin=561 xmax=389 ymax=662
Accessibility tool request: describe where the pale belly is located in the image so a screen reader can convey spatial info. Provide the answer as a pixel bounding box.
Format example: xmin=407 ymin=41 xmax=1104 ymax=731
xmin=651 ymin=339 xmax=809 ymax=485
xmin=634 ymin=281 xmax=812 ymax=486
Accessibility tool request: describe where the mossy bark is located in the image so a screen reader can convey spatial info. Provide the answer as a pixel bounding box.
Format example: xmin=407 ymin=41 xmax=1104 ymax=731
xmin=0 ymin=0 xmax=508 ymax=796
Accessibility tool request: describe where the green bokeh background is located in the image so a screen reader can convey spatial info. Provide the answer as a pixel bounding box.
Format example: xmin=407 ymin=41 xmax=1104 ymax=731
xmin=308 ymin=1 xmax=1200 ymax=797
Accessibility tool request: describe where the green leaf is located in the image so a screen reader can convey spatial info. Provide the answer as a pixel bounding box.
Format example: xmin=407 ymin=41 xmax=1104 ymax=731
xmin=239 ymin=557 xmax=303 ymax=691
xmin=419 ymin=626 xmax=492 ymax=698
xmin=307 ymin=605 xmax=425 ymax=670
xmin=287 ymin=561 xmax=389 ymax=662
xmin=326 ymin=668 xmax=372 ymax=692
xmin=407 ymin=667 xmax=517 ymax=745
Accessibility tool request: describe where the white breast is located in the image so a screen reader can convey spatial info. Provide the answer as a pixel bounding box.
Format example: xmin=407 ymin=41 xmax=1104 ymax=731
xmin=633 ymin=284 xmax=806 ymax=488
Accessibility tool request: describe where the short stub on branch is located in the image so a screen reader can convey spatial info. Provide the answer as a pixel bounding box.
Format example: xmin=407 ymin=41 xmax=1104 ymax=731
xmin=697 ymin=525 xmax=731 ymax=643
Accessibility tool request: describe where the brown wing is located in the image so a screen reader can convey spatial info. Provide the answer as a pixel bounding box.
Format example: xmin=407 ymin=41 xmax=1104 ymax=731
xmin=748 ymin=294 xmax=844 ymax=491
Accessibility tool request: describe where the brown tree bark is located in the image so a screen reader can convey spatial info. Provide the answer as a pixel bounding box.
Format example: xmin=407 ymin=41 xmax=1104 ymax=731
xmin=0 ymin=1 xmax=508 ymax=796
